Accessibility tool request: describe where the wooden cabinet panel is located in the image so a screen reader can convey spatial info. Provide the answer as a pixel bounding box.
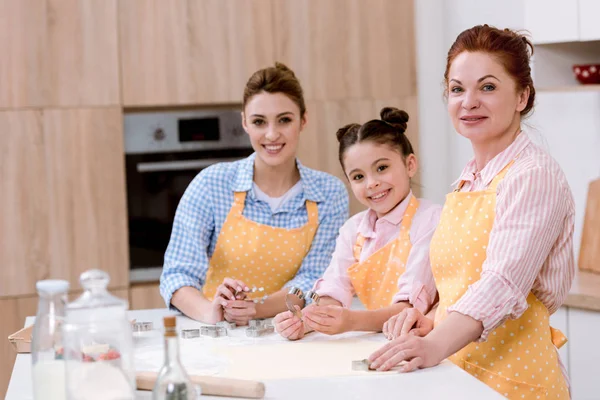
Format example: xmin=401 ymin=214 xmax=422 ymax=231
xmin=579 ymin=0 xmax=600 ymax=41
xmin=0 ymin=297 xmax=38 ymax=399
xmin=45 ymin=0 xmax=120 ymax=106
xmin=119 ymin=0 xmax=275 ymax=106
xmin=0 ymin=0 xmax=45 ymax=108
xmin=44 ymin=108 xmax=129 ymax=290
xmin=525 ymin=0 xmax=579 ymax=44
xmin=0 ymin=111 xmax=51 ymax=297
xmin=130 ymin=283 xmax=166 ymax=310
xmin=274 ymin=0 xmax=416 ymax=101
xmin=302 ymin=97 xmax=419 ymax=216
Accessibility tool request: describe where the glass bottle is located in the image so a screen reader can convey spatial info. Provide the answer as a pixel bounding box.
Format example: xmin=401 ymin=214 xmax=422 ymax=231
xmin=62 ymin=269 xmax=135 ymax=400
xmin=32 ymin=279 xmax=70 ymax=400
xmin=153 ymin=316 xmax=199 ymax=399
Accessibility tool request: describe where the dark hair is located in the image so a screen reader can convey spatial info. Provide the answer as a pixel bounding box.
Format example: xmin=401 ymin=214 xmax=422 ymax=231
xmin=336 ymin=107 xmax=414 ymax=169
xmin=242 ymin=62 xmax=306 ymax=118
xmin=444 ymin=24 xmax=535 ymax=117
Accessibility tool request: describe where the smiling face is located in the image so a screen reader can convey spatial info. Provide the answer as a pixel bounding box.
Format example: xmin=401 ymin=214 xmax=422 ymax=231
xmin=447 ymin=51 xmax=529 ymax=145
xmin=343 ymin=141 xmax=417 ymax=218
xmin=242 ymin=91 xmax=306 ymax=169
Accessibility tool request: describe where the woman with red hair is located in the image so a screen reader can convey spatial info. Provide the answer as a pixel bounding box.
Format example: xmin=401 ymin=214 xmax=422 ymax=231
xmin=368 ymin=25 xmax=574 ymax=399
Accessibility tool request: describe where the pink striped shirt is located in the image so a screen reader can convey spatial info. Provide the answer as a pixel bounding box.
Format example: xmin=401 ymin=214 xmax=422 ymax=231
xmin=448 ymin=132 xmax=576 ymax=341
xmin=313 ymin=192 xmax=441 ymax=313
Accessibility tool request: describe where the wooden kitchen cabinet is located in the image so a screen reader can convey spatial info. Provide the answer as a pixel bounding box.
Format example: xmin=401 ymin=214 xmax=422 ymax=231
xmin=0 ymin=0 xmax=119 ymax=108
xmin=43 ymin=108 xmax=129 ymax=291
xmin=0 ymin=111 xmax=51 ymax=297
xmin=273 ymin=0 xmax=416 ymax=101
xmin=118 ymin=0 xmax=275 ymax=106
xmin=301 ymin=97 xmax=419 ymax=216
xmin=578 ymin=0 xmax=600 ymax=41
xmin=45 ymin=0 xmax=120 ymax=107
xmin=130 ymin=283 xmax=166 ymax=310
xmin=0 ymin=0 xmax=46 ymax=108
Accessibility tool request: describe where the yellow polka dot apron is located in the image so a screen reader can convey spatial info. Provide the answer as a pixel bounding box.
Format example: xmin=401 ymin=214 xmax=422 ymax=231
xmin=430 ymin=161 xmax=569 ymax=399
xmin=347 ymin=196 xmax=419 ymax=310
xmin=202 ymin=191 xmax=319 ymax=300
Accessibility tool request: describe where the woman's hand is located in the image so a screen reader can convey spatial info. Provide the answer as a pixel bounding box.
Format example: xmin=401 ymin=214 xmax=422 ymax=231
xmin=274 ymin=306 xmax=307 ymax=340
xmin=303 ymin=305 xmax=353 ymax=335
xmin=368 ymin=335 xmax=445 ymax=372
xmin=223 ymin=299 xmax=257 ymax=326
xmin=207 ymin=278 xmax=251 ymax=325
xmin=383 ymin=308 xmax=434 ymax=340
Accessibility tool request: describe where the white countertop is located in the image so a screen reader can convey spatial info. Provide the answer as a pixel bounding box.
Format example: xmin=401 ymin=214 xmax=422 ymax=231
xmin=7 ymin=308 xmax=503 ymax=400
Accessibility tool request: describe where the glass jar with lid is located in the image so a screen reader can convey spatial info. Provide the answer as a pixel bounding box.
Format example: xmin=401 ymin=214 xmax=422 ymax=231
xmin=62 ymin=269 xmax=135 ymax=400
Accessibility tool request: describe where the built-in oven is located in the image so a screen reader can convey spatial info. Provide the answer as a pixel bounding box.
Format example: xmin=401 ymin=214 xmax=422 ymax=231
xmin=124 ymin=109 xmax=253 ymax=282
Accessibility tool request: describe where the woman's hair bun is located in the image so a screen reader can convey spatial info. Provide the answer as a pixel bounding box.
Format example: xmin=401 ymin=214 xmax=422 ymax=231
xmin=380 ymin=107 xmax=409 ymax=134
xmin=274 ymin=62 xmax=296 ymax=77
xmin=335 ymin=123 xmax=361 ymax=142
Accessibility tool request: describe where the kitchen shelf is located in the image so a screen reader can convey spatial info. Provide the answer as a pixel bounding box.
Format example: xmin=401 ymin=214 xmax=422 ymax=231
xmin=538 ymin=84 xmax=600 ymax=92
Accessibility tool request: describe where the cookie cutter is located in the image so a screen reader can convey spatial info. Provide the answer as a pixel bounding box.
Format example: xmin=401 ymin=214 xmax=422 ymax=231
xmin=305 ymin=290 xmax=321 ymax=305
xmin=216 ymin=321 xmax=236 ymax=330
xmin=352 ymin=359 xmax=375 ymax=371
xmin=285 ymin=287 xmax=305 ymax=320
xmin=248 ymin=318 xmax=273 ymax=329
xmin=200 ymin=326 xmax=227 ymax=338
xmin=132 ymin=321 xmax=153 ymax=333
xmin=246 ymin=325 xmax=275 ymax=337
xmin=181 ymin=329 xmax=201 ymax=339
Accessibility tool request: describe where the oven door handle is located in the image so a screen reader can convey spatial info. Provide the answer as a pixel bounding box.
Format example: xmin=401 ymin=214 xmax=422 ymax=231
xmin=136 ymin=157 xmax=244 ymax=173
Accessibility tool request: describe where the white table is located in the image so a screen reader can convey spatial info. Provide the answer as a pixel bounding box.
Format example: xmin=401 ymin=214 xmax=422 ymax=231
xmin=7 ymin=309 xmax=503 ymax=400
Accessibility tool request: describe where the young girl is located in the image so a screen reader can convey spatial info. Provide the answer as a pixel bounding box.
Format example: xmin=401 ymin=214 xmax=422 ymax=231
xmin=274 ymin=107 xmax=441 ymax=340
xmin=160 ymin=63 xmax=349 ymax=325
xmin=368 ymin=25 xmax=574 ymax=400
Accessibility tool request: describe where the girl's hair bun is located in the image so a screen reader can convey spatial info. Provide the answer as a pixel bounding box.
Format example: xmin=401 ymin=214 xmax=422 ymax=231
xmin=335 ymin=123 xmax=361 ymax=142
xmin=380 ymin=107 xmax=409 ymax=134
xmin=274 ymin=62 xmax=296 ymax=77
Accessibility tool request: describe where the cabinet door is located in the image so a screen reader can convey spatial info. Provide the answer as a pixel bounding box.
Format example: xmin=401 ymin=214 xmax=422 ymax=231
xmin=0 ymin=111 xmax=51 ymax=297
xmin=274 ymin=0 xmax=415 ymax=101
xmin=45 ymin=0 xmax=120 ymax=106
xmin=119 ymin=0 xmax=275 ymax=106
xmin=549 ymin=307 xmax=569 ymax=375
xmin=525 ymin=0 xmax=579 ymax=44
xmin=0 ymin=0 xmax=45 ymax=108
xmin=0 ymin=297 xmax=38 ymax=399
xmin=302 ymin=97 xmax=419 ymax=216
xmin=44 ymin=108 xmax=129 ymax=290
xmin=568 ymin=308 xmax=600 ymax=399
xmin=578 ymin=0 xmax=600 ymax=41
xmin=130 ymin=283 xmax=166 ymax=310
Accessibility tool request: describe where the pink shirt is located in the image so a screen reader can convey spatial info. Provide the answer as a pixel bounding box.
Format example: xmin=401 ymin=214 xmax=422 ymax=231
xmin=313 ymin=192 xmax=442 ymax=313
xmin=448 ymin=132 xmax=576 ymax=341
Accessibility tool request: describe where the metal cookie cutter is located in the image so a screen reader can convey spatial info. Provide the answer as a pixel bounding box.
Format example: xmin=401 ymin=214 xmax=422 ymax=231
xmin=352 ymin=359 xmax=375 ymax=371
xmin=199 ymin=326 xmax=227 ymax=338
xmin=216 ymin=321 xmax=236 ymax=330
xmin=285 ymin=287 xmax=305 ymax=319
xmin=132 ymin=321 xmax=153 ymax=333
xmin=305 ymin=290 xmax=321 ymax=306
xmin=246 ymin=325 xmax=275 ymax=337
xmin=181 ymin=328 xmax=201 ymax=339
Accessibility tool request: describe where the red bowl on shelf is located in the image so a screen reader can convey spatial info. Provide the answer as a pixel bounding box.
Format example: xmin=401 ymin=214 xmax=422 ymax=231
xmin=572 ymin=64 xmax=600 ymax=84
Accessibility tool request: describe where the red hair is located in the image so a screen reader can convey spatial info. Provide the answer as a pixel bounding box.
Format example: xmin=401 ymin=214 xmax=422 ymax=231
xmin=444 ymin=25 xmax=535 ymax=117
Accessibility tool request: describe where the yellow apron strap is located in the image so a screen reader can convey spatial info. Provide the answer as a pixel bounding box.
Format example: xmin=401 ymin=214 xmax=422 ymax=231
xmin=353 ymin=235 xmax=366 ymax=261
xmin=488 ymin=160 xmax=516 ymax=192
xmin=305 ymin=200 xmax=319 ymax=225
xmin=399 ymin=196 xmax=419 ymax=237
xmin=550 ymin=326 xmax=568 ymax=349
xmin=231 ymin=192 xmax=247 ymax=216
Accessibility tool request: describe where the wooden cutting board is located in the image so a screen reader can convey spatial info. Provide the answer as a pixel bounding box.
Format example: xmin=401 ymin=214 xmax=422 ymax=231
xmin=579 ymin=178 xmax=600 ymax=274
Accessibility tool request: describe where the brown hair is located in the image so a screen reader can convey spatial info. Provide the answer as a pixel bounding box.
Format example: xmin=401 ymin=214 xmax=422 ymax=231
xmin=242 ymin=62 xmax=306 ymax=118
xmin=336 ymin=107 xmax=414 ymax=170
xmin=444 ymin=24 xmax=535 ymax=117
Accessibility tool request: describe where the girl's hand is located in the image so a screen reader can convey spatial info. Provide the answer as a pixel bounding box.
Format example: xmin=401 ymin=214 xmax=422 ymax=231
xmin=383 ymin=308 xmax=434 ymax=340
xmin=223 ymin=299 xmax=257 ymax=326
xmin=367 ymin=335 xmax=444 ymax=372
xmin=274 ymin=306 xmax=307 ymax=341
xmin=303 ymin=305 xmax=353 ymax=335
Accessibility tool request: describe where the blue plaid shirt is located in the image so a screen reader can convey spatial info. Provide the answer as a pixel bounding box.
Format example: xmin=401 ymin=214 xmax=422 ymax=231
xmin=160 ymin=153 xmax=349 ymax=307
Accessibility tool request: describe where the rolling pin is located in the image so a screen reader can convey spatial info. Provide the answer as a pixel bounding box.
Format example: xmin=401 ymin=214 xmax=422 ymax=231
xmin=136 ymin=371 xmax=266 ymax=399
